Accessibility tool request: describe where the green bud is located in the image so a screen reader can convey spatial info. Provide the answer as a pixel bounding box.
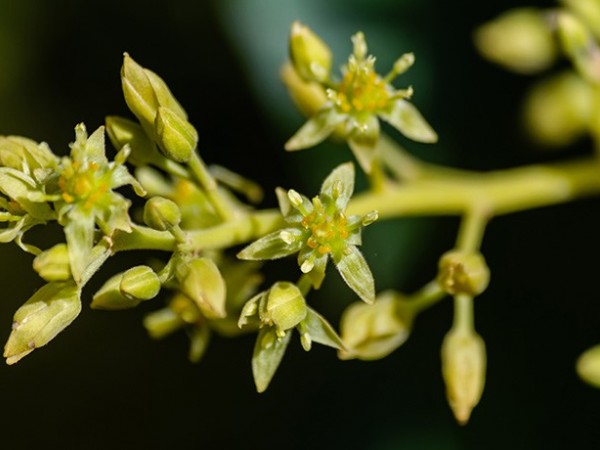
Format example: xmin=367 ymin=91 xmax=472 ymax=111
xmin=437 ymin=250 xmax=490 ymax=296
xmin=557 ymin=11 xmax=600 ymax=82
xmin=339 ymin=291 xmax=413 ymax=360
xmin=177 ymin=257 xmax=226 ymax=319
xmin=0 ymin=136 xmax=57 ymax=175
xmin=562 ymin=0 xmax=600 ymax=39
xmin=280 ymin=62 xmax=328 ymax=118
xmin=523 ymin=71 xmax=593 ymax=146
xmin=154 ymin=106 xmax=198 ymax=163
xmin=576 ymin=344 xmax=600 ymax=388
xmin=289 ymin=21 xmax=332 ymax=83
xmin=143 ymin=196 xmax=182 ymax=231
xmin=263 ymin=282 xmax=307 ymax=332
xmin=91 ymin=272 xmax=142 ymax=310
xmin=474 ymin=8 xmax=556 ymax=74
xmin=4 ymin=282 xmax=81 ymax=364
xmin=105 ymin=115 xmax=162 ymax=166
xmin=33 ymin=243 xmax=72 ymax=282
xmin=143 ymin=306 xmax=185 ymax=339
xmin=441 ymin=329 xmax=487 ymax=425
xmin=120 ymin=265 xmax=161 ymax=301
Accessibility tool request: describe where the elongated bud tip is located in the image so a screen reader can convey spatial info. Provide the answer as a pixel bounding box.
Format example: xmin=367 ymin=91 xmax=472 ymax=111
xmin=289 ymin=21 xmax=332 ymax=83
xmin=155 ymin=106 xmax=198 ymax=163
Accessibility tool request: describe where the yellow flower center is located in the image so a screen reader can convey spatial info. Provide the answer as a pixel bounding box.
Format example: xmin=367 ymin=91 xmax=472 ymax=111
xmin=301 ymin=197 xmax=349 ymax=255
xmin=334 ymin=59 xmax=389 ymax=114
xmin=58 ymin=161 xmax=110 ymax=209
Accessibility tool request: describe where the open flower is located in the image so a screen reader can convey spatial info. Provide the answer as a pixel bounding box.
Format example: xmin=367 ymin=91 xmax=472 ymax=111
xmin=238 ymin=163 xmax=376 ymax=303
xmin=54 ymin=123 xmax=144 ymax=282
xmin=285 ymin=23 xmax=437 ymax=173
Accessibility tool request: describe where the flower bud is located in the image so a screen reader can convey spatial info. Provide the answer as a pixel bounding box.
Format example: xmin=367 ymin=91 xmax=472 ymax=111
xmin=120 ymin=265 xmax=161 ymax=301
xmin=91 ymin=273 xmax=143 ymax=310
xmin=176 ymin=257 xmax=226 ymax=319
xmin=441 ymin=329 xmax=486 ymax=425
xmin=523 ymin=71 xmax=593 ymax=146
xmin=154 ymin=106 xmax=198 ymax=163
xmin=0 ymin=136 xmax=57 ymax=174
xmin=557 ymin=11 xmax=600 ymax=82
xmin=474 ymin=8 xmax=556 ymax=74
xmin=280 ymin=62 xmax=328 ymax=118
xmin=289 ymin=21 xmax=332 ymax=83
xmin=339 ymin=291 xmax=413 ymax=360
xmin=437 ymin=250 xmax=490 ymax=296
xmin=576 ymin=344 xmax=600 ymax=388
xmin=143 ymin=196 xmax=181 ymax=231
xmin=263 ymin=282 xmax=307 ymax=332
xmin=143 ymin=306 xmax=185 ymax=339
xmin=33 ymin=243 xmax=72 ymax=282
xmin=105 ymin=115 xmax=163 ymax=167
xmin=4 ymin=282 xmax=81 ymax=364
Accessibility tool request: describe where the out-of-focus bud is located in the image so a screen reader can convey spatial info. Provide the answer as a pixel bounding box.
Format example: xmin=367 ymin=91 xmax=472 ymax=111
xmin=177 ymin=257 xmax=226 ymax=319
xmin=437 ymin=250 xmax=490 ymax=297
xmin=33 ymin=243 xmax=72 ymax=282
xmin=154 ymin=106 xmax=198 ymax=163
xmin=280 ymin=62 xmax=328 ymax=118
xmin=143 ymin=196 xmax=182 ymax=231
xmin=339 ymin=290 xmax=414 ymax=360
xmin=557 ymin=11 xmax=600 ymax=83
xmin=289 ymin=21 xmax=332 ymax=83
xmin=523 ymin=71 xmax=593 ymax=146
xmin=143 ymin=306 xmax=186 ymax=339
xmin=0 ymin=136 xmax=57 ymax=175
xmin=120 ymin=265 xmax=161 ymax=301
xmin=562 ymin=0 xmax=600 ymax=39
xmin=106 ymin=115 xmax=162 ymax=167
xmin=4 ymin=282 xmax=81 ymax=364
xmin=441 ymin=328 xmax=487 ymax=425
xmin=576 ymin=344 xmax=600 ymax=388
xmin=263 ymin=282 xmax=307 ymax=334
xmin=474 ymin=8 xmax=556 ymax=74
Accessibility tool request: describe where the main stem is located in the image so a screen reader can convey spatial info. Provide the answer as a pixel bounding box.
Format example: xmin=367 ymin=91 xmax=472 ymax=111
xmin=112 ymin=157 xmax=600 ymax=253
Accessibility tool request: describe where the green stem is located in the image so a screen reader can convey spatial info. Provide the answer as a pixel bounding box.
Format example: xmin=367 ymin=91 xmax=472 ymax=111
xmin=453 ymin=294 xmax=474 ymax=332
xmin=188 ymin=152 xmax=235 ymax=221
xmin=409 ymin=280 xmax=447 ymax=314
xmin=456 ymin=205 xmax=489 ymax=253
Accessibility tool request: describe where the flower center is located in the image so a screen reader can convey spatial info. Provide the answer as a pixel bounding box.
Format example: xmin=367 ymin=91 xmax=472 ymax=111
xmin=58 ymin=161 xmax=110 ymax=209
xmin=301 ymin=197 xmax=349 ymax=255
xmin=333 ymin=57 xmax=389 ymax=114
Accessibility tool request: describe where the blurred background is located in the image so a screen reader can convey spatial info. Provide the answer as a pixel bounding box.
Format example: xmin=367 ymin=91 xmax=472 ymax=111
xmin=0 ymin=0 xmax=599 ymax=448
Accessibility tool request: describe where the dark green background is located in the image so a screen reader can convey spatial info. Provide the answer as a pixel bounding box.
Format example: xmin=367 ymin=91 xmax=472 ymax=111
xmin=0 ymin=0 xmax=599 ymax=448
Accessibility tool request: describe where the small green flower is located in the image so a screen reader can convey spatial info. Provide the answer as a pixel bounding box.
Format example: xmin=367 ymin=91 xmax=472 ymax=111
xmin=285 ymin=25 xmax=437 ymax=173
xmin=238 ymin=163 xmax=376 ymax=303
xmin=54 ymin=123 xmax=145 ymax=282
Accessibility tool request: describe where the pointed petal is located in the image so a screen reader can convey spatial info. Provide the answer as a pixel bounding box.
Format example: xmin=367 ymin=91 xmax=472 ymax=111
xmin=333 ymin=245 xmax=375 ymax=304
xmin=320 ymin=162 xmax=355 ymax=209
xmin=347 ymin=115 xmax=380 ymax=174
xmin=64 ymin=211 xmax=95 ymax=284
xmin=252 ymin=327 xmax=292 ymax=393
xmin=237 ymin=229 xmax=303 ymax=260
xmin=380 ymin=99 xmax=438 ymax=143
xmin=275 ymin=187 xmax=292 ymax=216
xmin=303 ymin=307 xmax=345 ymax=350
xmin=285 ymin=108 xmax=346 ymax=151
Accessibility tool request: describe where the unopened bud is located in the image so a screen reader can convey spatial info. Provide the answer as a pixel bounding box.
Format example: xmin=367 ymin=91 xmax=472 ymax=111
xmin=263 ymin=282 xmax=307 ymax=332
xmin=557 ymin=11 xmax=600 ymax=82
xmin=441 ymin=328 xmax=486 ymax=425
xmin=92 ymin=273 xmax=142 ymax=310
xmin=143 ymin=196 xmax=181 ymax=231
xmin=577 ymin=344 xmax=600 ymax=388
xmin=120 ymin=265 xmax=161 ymax=301
xmin=437 ymin=250 xmax=490 ymax=296
xmin=154 ymin=106 xmax=197 ymax=163
xmin=474 ymin=8 xmax=556 ymax=74
xmin=289 ymin=21 xmax=332 ymax=83
xmin=339 ymin=290 xmax=413 ymax=360
xmin=4 ymin=282 xmax=81 ymax=364
xmin=177 ymin=257 xmax=226 ymax=319
xmin=33 ymin=243 xmax=72 ymax=282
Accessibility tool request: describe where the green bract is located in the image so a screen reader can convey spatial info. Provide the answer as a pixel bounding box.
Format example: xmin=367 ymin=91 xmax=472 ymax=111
xmin=238 ymin=163 xmax=376 ymax=303
xmin=285 ymin=24 xmax=437 ymax=173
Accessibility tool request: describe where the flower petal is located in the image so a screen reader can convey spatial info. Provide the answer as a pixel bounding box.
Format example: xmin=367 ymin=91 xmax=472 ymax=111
xmin=285 ymin=107 xmax=346 ymax=151
xmin=347 ymin=115 xmax=380 ymax=174
xmin=320 ymin=162 xmax=354 ymax=210
xmin=302 ymin=307 xmax=345 ymax=350
xmin=380 ymin=98 xmax=438 ymax=143
xmin=237 ymin=228 xmax=303 ymax=260
xmin=252 ymin=327 xmax=292 ymax=393
xmin=332 ymin=245 xmax=375 ymax=304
